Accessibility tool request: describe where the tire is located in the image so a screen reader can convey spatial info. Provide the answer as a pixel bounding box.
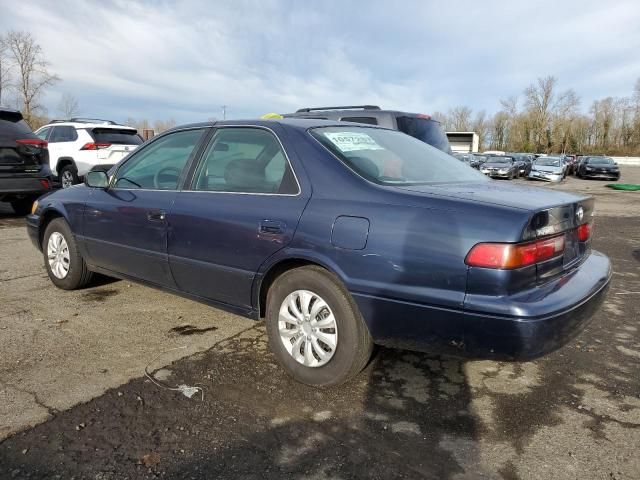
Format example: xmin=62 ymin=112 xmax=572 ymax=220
xmin=43 ymin=218 xmax=93 ymax=290
xmin=10 ymin=197 xmax=36 ymax=216
xmin=265 ymin=266 xmax=373 ymax=387
xmin=59 ymin=164 xmax=79 ymax=189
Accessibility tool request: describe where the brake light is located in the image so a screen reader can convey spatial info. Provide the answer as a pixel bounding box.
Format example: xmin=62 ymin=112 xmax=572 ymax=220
xmin=81 ymin=142 xmax=111 ymax=150
xmin=577 ymin=223 xmax=592 ymax=242
xmin=465 ymin=235 xmax=565 ymax=269
xmin=417 ymin=114 xmax=432 ymax=120
xmin=16 ymin=138 xmax=48 ymax=148
xmin=39 ymin=179 xmax=51 ymax=190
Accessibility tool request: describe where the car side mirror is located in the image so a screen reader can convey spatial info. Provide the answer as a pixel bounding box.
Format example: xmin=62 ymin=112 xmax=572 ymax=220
xmin=85 ymin=170 xmax=110 ymax=188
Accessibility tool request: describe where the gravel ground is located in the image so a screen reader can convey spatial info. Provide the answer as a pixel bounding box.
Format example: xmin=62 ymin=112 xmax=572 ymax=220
xmin=0 ymin=168 xmax=638 ymax=479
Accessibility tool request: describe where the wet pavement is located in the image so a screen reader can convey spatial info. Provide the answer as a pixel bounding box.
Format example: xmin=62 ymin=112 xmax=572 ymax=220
xmin=0 ymin=171 xmax=639 ymax=479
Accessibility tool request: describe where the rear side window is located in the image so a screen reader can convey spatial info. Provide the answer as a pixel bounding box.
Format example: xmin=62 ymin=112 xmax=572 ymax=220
xmin=90 ymin=128 xmax=143 ymax=145
xmin=396 ymin=116 xmax=451 ymax=153
xmin=192 ymin=127 xmax=298 ymax=194
xmin=0 ymin=111 xmax=34 ymax=140
xmin=340 ymin=116 xmax=378 ymax=125
xmin=49 ymin=126 xmax=78 ymax=142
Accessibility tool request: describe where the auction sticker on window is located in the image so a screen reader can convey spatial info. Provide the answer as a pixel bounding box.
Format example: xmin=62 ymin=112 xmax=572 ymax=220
xmin=323 ymin=132 xmax=384 ymax=152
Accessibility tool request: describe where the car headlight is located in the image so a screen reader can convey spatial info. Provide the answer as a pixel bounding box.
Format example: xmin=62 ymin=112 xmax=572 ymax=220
xmin=31 ymin=200 xmax=39 ymax=215
xmin=499 ymin=169 xmax=507 ymax=173
xmin=586 ymin=167 xmax=593 ymax=171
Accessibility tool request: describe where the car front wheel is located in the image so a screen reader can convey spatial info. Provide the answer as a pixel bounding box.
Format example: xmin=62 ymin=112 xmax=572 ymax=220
xmin=265 ymin=266 xmax=373 ymax=387
xmin=43 ymin=218 xmax=93 ymax=289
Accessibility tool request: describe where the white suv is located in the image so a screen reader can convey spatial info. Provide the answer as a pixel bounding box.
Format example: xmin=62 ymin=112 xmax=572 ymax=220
xmin=35 ymin=118 xmax=143 ymax=188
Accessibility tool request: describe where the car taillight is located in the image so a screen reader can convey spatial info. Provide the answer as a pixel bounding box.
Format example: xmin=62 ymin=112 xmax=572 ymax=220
xmin=81 ymin=142 xmax=111 ymax=150
xmin=39 ymin=179 xmax=51 ymax=190
xmin=16 ymin=138 xmax=48 ymax=148
xmin=577 ymin=223 xmax=592 ymax=242
xmin=465 ymin=235 xmax=565 ymax=269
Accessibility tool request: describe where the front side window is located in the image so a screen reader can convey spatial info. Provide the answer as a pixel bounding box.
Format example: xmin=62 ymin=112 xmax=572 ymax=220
xmin=311 ymin=126 xmax=487 ymax=185
xmin=113 ymin=128 xmax=204 ymax=190
xmin=192 ymin=127 xmax=298 ymax=194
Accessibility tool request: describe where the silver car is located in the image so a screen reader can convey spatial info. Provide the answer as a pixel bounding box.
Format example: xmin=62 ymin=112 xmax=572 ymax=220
xmin=528 ymin=156 xmax=565 ymax=183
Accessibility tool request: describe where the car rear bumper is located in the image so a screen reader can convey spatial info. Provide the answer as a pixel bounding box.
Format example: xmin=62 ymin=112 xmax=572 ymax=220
xmin=353 ymin=250 xmax=611 ymax=360
xmin=0 ymin=174 xmax=51 ymax=197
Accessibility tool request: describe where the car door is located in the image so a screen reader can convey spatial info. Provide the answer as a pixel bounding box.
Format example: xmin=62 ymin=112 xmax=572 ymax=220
xmin=47 ymin=126 xmax=78 ymax=175
xmin=168 ymin=125 xmax=310 ymax=309
xmin=82 ymin=127 xmax=207 ymax=287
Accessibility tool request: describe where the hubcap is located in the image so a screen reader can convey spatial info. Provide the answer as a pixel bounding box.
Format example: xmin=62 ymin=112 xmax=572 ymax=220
xmin=61 ymin=170 xmax=74 ymax=188
xmin=278 ymin=290 xmax=338 ymax=367
xmin=47 ymin=232 xmax=70 ymax=279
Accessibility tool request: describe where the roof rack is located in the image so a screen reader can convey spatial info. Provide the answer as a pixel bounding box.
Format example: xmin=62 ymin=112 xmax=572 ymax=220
xmin=49 ymin=117 xmax=120 ymax=125
xmin=296 ymin=105 xmax=381 ymax=113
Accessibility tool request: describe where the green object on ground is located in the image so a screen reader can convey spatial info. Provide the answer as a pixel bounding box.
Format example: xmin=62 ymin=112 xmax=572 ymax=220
xmin=605 ymin=184 xmax=640 ymax=191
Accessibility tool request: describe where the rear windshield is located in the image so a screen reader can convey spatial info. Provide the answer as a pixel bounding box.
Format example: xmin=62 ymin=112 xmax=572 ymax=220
xmin=310 ymin=126 xmax=487 ymax=185
xmin=89 ymin=128 xmax=143 ymax=145
xmin=0 ymin=112 xmax=34 ymax=140
xmin=586 ymin=157 xmax=614 ymax=164
xmin=395 ymin=116 xmax=451 ymax=153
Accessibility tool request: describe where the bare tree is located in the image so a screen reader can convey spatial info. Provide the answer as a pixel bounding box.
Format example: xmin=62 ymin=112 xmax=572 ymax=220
xmin=5 ymin=31 xmax=59 ymax=125
xmin=448 ymin=106 xmax=473 ymax=131
xmin=0 ymin=35 xmax=11 ymax=106
xmin=57 ymin=92 xmax=80 ymax=118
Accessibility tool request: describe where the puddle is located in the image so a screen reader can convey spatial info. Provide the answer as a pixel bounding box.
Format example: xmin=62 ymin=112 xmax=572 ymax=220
xmin=82 ymin=288 xmax=119 ymax=301
xmin=169 ymin=324 xmax=218 ymax=336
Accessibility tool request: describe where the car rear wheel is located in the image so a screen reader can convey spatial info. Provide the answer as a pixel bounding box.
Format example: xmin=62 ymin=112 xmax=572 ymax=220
xmin=265 ymin=266 xmax=373 ymax=387
xmin=43 ymin=218 xmax=93 ymax=289
xmin=59 ymin=165 xmax=79 ymax=189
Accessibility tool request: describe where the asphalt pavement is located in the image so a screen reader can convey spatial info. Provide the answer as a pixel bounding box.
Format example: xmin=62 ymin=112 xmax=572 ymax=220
xmin=0 ymin=169 xmax=639 ymax=479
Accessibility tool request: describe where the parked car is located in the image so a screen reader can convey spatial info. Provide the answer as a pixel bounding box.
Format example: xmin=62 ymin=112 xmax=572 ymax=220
xmin=284 ymin=105 xmax=452 ymax=153
xmin=27 ymin=119 xmax=611 ymax=386
xmin=453 ymin=152 xmax=485 ymax=169
xmin=480 ymin=155 xmax=520 ymax=179
xmin=528 ymin=156 xmax=566 ymax=182
xmin=563 ymin=155 xmax=577 ymax=174
xmin=576 ymin=156 xmax=620 ymax=180
xmin=0 ymin=108 xmax=52 ymax=215
xmin=35 ymin=118 xmax=143 ymax=188
xmin=507 ymin=153 xmax=534 ymax=176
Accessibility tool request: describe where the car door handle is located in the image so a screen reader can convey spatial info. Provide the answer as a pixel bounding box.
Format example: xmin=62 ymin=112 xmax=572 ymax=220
xmin=259 ymin=220 xmax=285 ymax=235
xmin=147 ymin=209 xmax=166 ymax=222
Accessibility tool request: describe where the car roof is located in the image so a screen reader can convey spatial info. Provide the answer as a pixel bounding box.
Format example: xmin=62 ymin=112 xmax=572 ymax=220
xmin=165 ymin=118 xmax=391 ymax=134
xmin=41 ymin=121 xmax=136 ymax=130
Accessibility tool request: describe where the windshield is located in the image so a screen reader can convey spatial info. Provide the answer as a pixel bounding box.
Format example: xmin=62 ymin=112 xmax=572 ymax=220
xmin=587 ymin=157 xmax=614 ymax=164
xmin=535 ymin=157 xmax=562 ymax=166
xmin=310 ymin=126 xmax=487 ymax=185
xmin=486 ymin=157 xmax=513 ymax=164
xmin=395 ymin=116 xmax=451 ymax=153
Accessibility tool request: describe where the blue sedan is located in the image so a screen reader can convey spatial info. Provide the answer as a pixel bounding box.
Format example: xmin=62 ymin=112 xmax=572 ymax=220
xmin=27 ymin=119 xmax=611 ymax=386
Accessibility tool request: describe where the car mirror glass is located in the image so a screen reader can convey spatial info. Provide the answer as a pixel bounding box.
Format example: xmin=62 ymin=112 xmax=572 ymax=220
xmin=85 ymin=170 xmax=109 ymax=188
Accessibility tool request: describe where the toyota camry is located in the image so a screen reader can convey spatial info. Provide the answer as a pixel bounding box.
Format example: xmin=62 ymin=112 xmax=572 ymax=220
xmin=27 ymin=119 xmax=611 ymax=386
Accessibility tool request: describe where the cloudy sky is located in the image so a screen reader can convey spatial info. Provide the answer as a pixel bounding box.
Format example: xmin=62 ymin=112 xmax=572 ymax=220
xmin=1 ymin=0 xmax=639 ymax=124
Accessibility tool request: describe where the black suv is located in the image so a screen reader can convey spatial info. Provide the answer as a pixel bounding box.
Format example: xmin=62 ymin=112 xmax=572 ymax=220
xmin=284 ymin=105 xmax=452 ymax=153
xmin=0 ymin=108 xmax=52 ymax=215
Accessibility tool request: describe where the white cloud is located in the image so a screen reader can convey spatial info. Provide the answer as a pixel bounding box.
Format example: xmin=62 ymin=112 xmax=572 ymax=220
xmin=0 ymin=0 xmax=639 ymax=123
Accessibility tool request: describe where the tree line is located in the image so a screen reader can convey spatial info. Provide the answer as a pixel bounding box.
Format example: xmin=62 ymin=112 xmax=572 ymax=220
xmin=433 ymin=76 xmax=640 ymax=156
xmin=0 ymin=30 xmax=175 ymax=133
